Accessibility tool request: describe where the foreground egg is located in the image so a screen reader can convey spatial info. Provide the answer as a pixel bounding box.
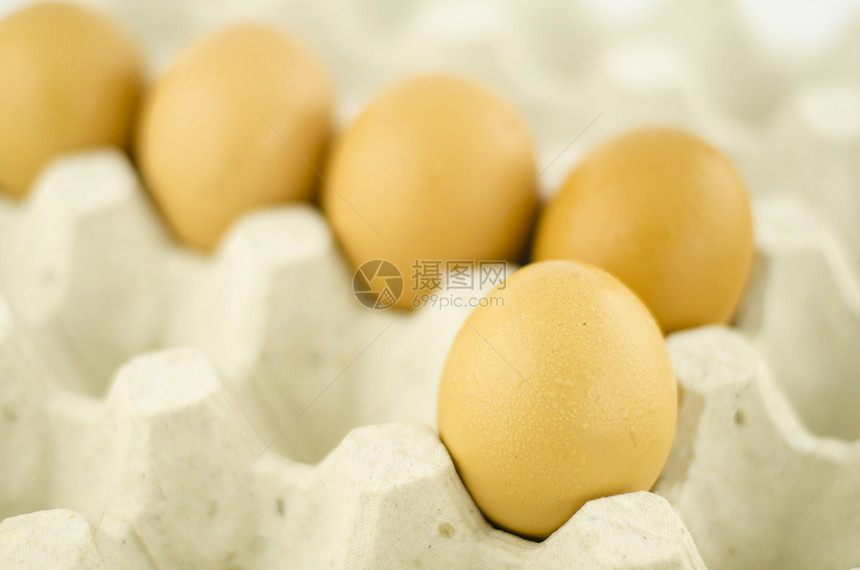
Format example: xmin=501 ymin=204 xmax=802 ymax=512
xmin=533 ymin=128 xmax=754 ymax=333
xmin=137 ymin=24 xmax=333 ymax=250
xmin=0 ymin=2 xmax=143 ymax=198
xmin=323 ymin=74 xmax=538 ymax=309
xmin=438 ymin=260 xmax=677 ymax=540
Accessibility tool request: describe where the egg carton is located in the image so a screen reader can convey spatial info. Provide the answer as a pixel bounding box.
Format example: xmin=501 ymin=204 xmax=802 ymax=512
xmin=1 ymin=143 xmax=859 ymax=568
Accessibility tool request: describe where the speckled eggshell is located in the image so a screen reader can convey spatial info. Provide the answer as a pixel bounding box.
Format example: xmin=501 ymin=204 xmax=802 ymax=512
xmin=0 ymin=2 xmax=143 ymax=198
xmin=137 ymin=24 xmax=333 ymax=250
xmin=438 ymin=260 xmax=677 ymax=540
xmin=533 ymin=128 xmax=754 ymax=333
xmin=323 ymin=74 xmax=538 ymax=309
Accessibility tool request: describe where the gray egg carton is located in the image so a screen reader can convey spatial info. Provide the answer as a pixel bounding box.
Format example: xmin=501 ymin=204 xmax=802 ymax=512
xmin=0 ymin=149 xmax=858 ymax=568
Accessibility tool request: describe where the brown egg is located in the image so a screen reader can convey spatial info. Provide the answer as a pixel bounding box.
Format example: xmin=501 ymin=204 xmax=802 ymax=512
xmin=0 ymin=2 xmax=143 ymax=198
xmin=137 ymin=24 xmax=333 ymax=250
xmin=438 ymin=260 xmax=677 ymax=540
xmin=533 ymin=128 xmax=754 ymax=333
xmin=322 ymin=74 xmax=538 ymax=309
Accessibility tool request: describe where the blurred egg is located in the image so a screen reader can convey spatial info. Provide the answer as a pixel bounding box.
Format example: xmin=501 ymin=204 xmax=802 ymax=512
xmin=0 ymin=1 xmax=143 ymax=198
xmin=137 ymin=24 xmax=333 ymax=250
xmin=438 ymin=260 xmax=677 ymax=540
xmin=322 ymin=74 xmax=538 ymax=309
xmin=533 ymin=128 xmax=754 ymax=333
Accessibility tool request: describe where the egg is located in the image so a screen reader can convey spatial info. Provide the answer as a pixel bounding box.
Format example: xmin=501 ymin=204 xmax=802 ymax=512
xmin=137 ymin=25 xmax=333 ymax=250
xmin=437 ymin=260 xmax=677 ymax=540
xmin=533 ymin=128 xmax=754 ymax=333
xmin=0 ymin=2 xmax=143 ymax=198
xmin=322 ymin=74 xmax=538 ymax=309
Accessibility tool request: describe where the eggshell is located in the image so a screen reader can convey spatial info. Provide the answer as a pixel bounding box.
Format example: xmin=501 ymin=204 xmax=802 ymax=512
xmin=322 ymin=74 xmax=538 ymax=309
xmin=533 ymin=128 xmax=754 ymax=333
xmin=437 ymin=260 xmax=677 ymax=540
xmin=0 ymin=1 xmax=143 ymax=198
xmin=137 ymin=25 xmax=333 ymax=250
